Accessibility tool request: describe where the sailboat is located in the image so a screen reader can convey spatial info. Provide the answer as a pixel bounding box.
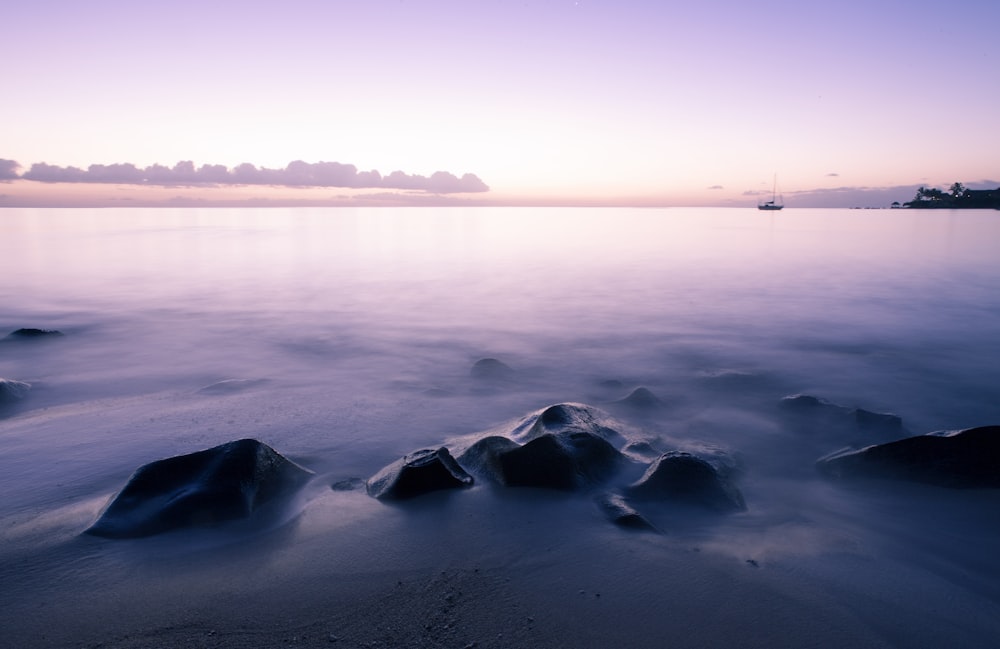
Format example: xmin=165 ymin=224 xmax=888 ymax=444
xmin=757 ymin=175 xmax=784 ymax=211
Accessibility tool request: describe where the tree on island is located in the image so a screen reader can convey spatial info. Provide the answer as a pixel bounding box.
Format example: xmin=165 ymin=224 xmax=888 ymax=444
xmin=905 ymin=182 xmax=1000 ymax=209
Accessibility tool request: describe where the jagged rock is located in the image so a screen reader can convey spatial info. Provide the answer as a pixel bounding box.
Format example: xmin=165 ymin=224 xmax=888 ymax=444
xmin=0 ymin=378 xmax=31 ymax=405
xmin=595 ymin=493 xmax=658 ymax=532
xmin=3 ymin=327 xmax=64 ymax=341
xmin=366 ymin=447 xmax=474 ymax=500
xmin=624 ymin=451 xmax=746 ymax=512
xmin=816 ymin=425 xmax=1000 ymax=488
xmin=470 ymin=358 xmax=515 ymax=380
xmin=86 ymin=439 xmax=314 ymax=538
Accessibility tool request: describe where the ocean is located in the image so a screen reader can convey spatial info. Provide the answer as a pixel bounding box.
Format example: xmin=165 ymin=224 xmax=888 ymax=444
xmin=2 ymin=206 xmax=999 ymax=647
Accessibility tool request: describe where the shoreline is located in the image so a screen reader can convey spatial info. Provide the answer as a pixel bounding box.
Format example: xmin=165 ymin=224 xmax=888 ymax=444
xmin=5 ymin=480 xmax=1000 ymax=649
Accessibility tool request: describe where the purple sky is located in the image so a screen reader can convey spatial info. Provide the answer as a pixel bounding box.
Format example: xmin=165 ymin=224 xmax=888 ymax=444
xmin=2 ymin=0 xmax=997 ymax=207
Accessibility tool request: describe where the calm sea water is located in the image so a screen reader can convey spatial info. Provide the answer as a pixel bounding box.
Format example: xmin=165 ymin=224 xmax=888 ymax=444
xmin=3 ymin=206 xmax=997 ymax=484
xmin=3 ymin=206 xmax=1000 ymax=497
xmin=2 ymin=206 xmax=1000 ymax=645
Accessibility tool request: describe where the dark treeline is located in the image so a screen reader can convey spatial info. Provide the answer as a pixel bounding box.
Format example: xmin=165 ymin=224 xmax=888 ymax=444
xmin=902 ymin=183 xmax=1000 ymax=209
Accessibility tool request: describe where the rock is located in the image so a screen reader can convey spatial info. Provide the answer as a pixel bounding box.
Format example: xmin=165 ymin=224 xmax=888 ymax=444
xmin=456 ymin=404 xmax=630 ymax=491
xmin=456 ymin=436 xmax=521 ymax=484
xmin=366 ymin=447 xmax=474 ymax=500
xmin=624 ymin=451 xmax=746 ymax=512
xmin=0 ymin=378 xmax=31 ymax=405
xmin=460 ymin=431 xmax=626 ymax=490
xmin=470 ymin=358 xmax=515 ymax=380
xmin=86 ymin=438 xmax=314 ymax=538
xmin=621 ymin=440 xmax=664 ymax=462
xmin=3 ymin=327 xmax=64 ymax=341
xmin=595 ymin=493 xmax=658 ymax=532
xmin=816 ymin=425 xmax=1000 ymax=488
xmin=851 ymin=408 xmax=905 ymax=436
xmin=502 ymin=432 xmax=624 ymax=490
xmin=779 ymin=393 xmax=840 ymax=414
xmin=511 ymin=403 xmax=623 ymax=446
xmin=613 ymin=387 xmax=662 ymax=409
xmin=779 ymin=394 xmax=905 ymax=438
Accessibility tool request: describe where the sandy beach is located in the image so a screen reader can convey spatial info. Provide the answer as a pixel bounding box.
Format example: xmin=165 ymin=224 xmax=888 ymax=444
xmin=5 ymin=431 xmax=1000 ymax=649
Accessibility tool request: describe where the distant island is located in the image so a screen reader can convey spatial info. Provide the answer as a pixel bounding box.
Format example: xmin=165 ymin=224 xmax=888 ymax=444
xmin=897 ymin=183 xmax=1000 ymax=209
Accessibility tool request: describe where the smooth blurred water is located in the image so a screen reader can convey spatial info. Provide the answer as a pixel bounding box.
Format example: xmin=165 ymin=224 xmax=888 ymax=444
xmin=3 ymin=206 xmax=1000 ymax=482
xmin=2 ymin=206 xmax=1000 ymax=646
xmin=0 ymin=208 xmax=998 ymax=492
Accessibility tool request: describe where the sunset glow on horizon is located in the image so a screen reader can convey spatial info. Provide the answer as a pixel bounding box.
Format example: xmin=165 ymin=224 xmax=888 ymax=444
xmin=3 ymin=0 xmax=998 ymax=208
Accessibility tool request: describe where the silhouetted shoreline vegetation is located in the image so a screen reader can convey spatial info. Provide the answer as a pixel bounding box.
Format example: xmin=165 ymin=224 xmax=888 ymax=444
xmin=900 ymin=182 xmax=1000 ymax=209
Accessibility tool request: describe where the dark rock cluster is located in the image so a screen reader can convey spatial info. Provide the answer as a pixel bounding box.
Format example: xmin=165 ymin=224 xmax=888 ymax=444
xmin=364 ymin=403 xmax=746 ymax=533
xmin=80 ymin=389 xmax=999 ymax=541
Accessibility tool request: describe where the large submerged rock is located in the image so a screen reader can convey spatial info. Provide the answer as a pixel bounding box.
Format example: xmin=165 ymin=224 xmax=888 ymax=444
xmin=624 ymin=451 xmax=746 ymax=512
xmin=86 ymin=438 xmax=314 ymax=538
xmin=366 ymin=447 xmax=474 ymax=500
xmin=816 ymin=425 xmax=1000 ymax=488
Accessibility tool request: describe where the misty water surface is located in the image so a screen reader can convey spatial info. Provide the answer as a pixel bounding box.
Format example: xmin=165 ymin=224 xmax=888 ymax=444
xmin=1 ymin=205 xmax=999 ymax=557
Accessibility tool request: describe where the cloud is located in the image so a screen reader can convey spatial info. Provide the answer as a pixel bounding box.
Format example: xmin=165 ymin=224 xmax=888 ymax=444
xmin=707 ymin=184 xmax=724 ymax=190
xmin=0 ymin=159 xmax=20 ymax=180
xmin=826 ymin=172 xmax=840 ymax=177
xmin=11 ymin=158 xmax=489 ymax=194
xmin=22 ymin=162 xmax=88 ymax=183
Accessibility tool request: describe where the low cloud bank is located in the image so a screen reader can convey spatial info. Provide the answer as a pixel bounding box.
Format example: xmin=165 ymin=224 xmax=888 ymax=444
xmin=0 ymin=159 xmax=19 ymax=180
xmin=3 ymin=158 xmax=489 ymax=194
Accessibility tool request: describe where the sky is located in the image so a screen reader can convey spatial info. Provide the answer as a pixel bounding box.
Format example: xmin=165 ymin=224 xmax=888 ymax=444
xmin=2 ymin=0 xmax=998 ymax=208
